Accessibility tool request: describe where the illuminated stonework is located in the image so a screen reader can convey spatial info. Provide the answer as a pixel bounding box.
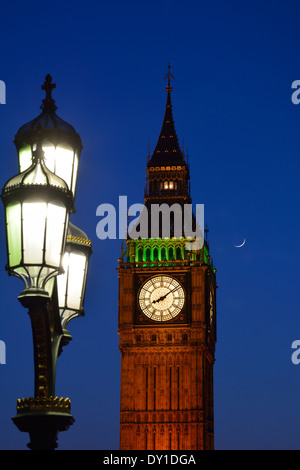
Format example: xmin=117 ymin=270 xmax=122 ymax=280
xmin=118 ymin=69 xmax=217 ymax=450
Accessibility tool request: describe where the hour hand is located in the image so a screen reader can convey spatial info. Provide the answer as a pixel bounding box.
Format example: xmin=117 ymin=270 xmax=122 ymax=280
xmin=152 ymin=294 xmax=167 ymax=304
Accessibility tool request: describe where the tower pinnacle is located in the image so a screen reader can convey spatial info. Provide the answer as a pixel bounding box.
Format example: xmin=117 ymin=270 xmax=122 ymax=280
xmin=164 ymin=63 xmax=174 ymax=93
xmin=148 ymin=64 xmax=184 ymax=166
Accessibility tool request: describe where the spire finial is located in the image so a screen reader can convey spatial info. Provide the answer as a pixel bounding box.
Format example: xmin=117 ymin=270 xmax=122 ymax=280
xmin=164 ymin=63 xmax=174 ymax=93
xmin=41 ymin=74 xmax=57 ymax=111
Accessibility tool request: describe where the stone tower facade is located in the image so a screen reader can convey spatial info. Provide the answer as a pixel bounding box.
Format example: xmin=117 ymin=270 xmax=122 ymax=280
xmin=118 ymin=68 xmax=217 ymax=450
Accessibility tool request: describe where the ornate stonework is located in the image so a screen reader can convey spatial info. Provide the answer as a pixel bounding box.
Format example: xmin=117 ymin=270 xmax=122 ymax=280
xmin=118 ymin=69 xmax=217 ymax=450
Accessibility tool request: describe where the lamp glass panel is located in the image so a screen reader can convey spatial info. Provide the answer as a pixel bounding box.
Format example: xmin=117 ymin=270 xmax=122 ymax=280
xmin=42 ymin=142 xmax=75 ymax=193
xmin=45 ymin=201 xmax=67 ymax=267
xmin=61 ymin=250 xmax=86 ymax=310
xmin=71 ymin=152 xmax=78 ymax=197
xmin=55 ymin=146 xmax=74 ymax=192
xmin=42 ymin=141 xmax=55 ymax=174
xmin=6 ymin=200 xmax=22 ymax=267
xmin=19 ymin=142 xmax=77 ymax=195
xmin=19 ymin=145 xmax=32 ymax=172
xmin=22 ymin=201 xmax=47 ymax=265
xmin=57 ymin=252 xmax=69 ymax=307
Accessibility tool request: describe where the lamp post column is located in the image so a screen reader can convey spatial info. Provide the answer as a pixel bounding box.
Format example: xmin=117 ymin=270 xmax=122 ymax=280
xmin=12 ymin=293 xmax=74 ymax=450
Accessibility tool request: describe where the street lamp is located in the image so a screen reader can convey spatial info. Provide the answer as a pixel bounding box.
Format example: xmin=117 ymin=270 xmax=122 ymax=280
xmin=57 ymin=222 xmax=92 ymax=330
xmin=1 ymin=76 xmax=91 ymax=450
xmin=2 ymin=143 xmax=73 ymax=297
xmin=14 ymin=74 xmax=82 ymax=200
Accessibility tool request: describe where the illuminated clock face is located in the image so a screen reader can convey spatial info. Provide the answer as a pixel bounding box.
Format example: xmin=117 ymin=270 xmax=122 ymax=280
xmin=139 ymin=275 xmax=185 ymax=322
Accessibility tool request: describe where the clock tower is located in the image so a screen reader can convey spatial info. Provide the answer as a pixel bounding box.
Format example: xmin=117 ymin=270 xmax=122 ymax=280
xmin=118 ymin=67 xmax=217 ymax=450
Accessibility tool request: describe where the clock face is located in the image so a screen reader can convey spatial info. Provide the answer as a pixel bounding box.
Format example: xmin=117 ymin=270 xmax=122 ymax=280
xmin=138 ymin=275 xmax=185 ymax=322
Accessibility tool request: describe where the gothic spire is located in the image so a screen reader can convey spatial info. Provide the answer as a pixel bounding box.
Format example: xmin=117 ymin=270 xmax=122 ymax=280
xmin=148 ymin=64 xmax=185 ymax=167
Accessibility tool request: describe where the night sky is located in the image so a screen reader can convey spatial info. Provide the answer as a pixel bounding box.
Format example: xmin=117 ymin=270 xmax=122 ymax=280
xmin=0 ymin=0 xmax=300 ymax=450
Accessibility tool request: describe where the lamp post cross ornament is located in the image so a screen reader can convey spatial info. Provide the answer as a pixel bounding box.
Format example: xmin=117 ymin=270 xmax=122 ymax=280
xmin=41 ymin=74 xmax=57 ymax=111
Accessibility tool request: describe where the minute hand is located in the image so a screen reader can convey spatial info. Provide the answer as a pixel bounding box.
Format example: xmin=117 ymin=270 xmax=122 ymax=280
xmin=152 ymin=285 xmax=181 ymax=304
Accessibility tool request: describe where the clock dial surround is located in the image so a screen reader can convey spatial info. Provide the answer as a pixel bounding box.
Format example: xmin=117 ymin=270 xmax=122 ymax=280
xmin=138 ymin=275 xmax=185 ymax=322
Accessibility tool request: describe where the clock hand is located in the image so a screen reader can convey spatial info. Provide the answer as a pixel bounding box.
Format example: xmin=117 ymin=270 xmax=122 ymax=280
xmin=162 ymin=285 xmax=181 ymax=299
xmin=152 ymin=285 xmax=181 ymax=304
xmin=152 ymin=295 xmax=166 ymax=304
xmin=169 ymin=285 xmax=181 ymax=295
xmin=152 ymin=291 xmax=170 ymax=304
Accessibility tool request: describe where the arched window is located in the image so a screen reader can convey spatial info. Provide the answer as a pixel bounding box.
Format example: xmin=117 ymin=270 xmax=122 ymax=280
xmin=162 ymin=181 xmax=175 ymax=190
xmin=153 ymin=426 xmax=156 ymax=450
xmin=153 ymin=247 xmax=158 ymax=260
xmin=145 ymin=427 xmax=148 ymax=450
xmin=145 ymin=248 xmax=151 ymax=261
xmin=177 ymin=426 xmax=180 ymax=450
xmin=168 ymin=247 xmax=174 ymax=260
xmin=161 ymin=247 xmax=166 ymax=260
xmin=176 ymin=247 xmax=182 ymax=260
xmin=138 ymin=248 xmax=143 ymax=261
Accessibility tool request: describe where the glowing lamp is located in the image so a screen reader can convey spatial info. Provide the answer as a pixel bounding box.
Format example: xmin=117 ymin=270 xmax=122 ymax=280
xmin=1 ymin=144 xmax=73 ymax=298
xmin=14 ymin=75 xmax=82 ymax=202
xmin=56 ymin=222 xmax=92 ymax=329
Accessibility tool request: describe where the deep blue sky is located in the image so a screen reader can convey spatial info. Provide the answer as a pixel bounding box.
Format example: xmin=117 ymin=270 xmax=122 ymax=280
xmin=0 ymin=0 xmax=300 ymax=450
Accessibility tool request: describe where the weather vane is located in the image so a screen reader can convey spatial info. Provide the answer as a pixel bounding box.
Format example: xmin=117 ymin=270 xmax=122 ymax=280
xmin=164 ymin=63 xmax=174 ymax=93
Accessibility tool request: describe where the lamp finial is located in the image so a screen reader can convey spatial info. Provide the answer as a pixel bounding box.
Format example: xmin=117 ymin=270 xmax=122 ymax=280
xmin=41 ymin=74 xmax=57 ymax=111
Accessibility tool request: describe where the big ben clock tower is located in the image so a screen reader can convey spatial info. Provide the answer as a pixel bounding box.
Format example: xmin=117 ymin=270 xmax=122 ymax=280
xmin=118 ymin=67 xmax=217 ymax=451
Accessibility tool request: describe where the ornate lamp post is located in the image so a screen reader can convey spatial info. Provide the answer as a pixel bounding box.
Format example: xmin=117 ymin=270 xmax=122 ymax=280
xmin=1 ymin=76 xmax=92 ymax=450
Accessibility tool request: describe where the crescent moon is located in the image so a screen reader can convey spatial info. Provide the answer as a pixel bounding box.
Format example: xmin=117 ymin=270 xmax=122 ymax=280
xmin=234 ymin=238 xmax=246 ymax=248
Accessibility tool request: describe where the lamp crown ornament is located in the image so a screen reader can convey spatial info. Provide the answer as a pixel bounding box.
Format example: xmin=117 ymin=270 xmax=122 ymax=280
xmin=41 ymin=74 xmax=57 ymax=111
